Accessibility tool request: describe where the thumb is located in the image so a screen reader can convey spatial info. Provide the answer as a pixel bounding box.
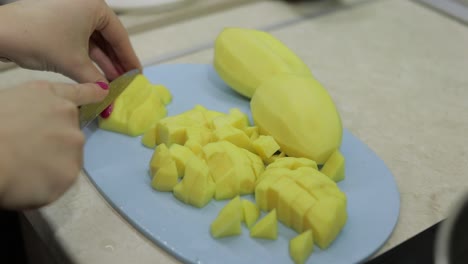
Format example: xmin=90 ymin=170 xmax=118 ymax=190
xmin=50 ymin=82 xmax=109 ymax=106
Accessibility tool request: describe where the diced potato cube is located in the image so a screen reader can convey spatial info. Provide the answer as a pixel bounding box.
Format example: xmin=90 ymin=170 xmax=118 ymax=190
xmin=213 ymin=125 xmax=252 ymax=151
xmin=149 ymin=143 xmax=171 ymax=176
xmin=188 ymin=171 xmax=215 ymax=208
xmin=210 ymin=196 xmax=243 ymax=238
xmin=289 ymin=230 xmax=314 ymax=264
xmin=243 ymin=126 xmax=258 ymax=138
xmin=242 ymin=199 xmax=260 ymax=229
xmin=156 ymin=122 xmax=187 ymax=146
xmin=184 ymin=140 xmax=203 ymax=156
xmin=241 ymin=149 xmax=265 ymax=180
xmin=151 ymin=159 xmax=178 ymax=191
xmin=277 ymin=183 xmax=304 ymax=228
xmin=141 ymin=126 xmax=157 ymax=148
xmin=320 ymin=149 xmax=345 ymax=182
xmin=227 ymin=108 xmax=250 ymax=129
xmin=294 ymin=167 xmax=337 ymax=191
xmin=267 ymin=177 xmax=296 ymax=211
xmin=214 ymin=170 xmax=239 ymax=200
xmin=290 ymin=192 xmax=317 ymax=233
xmin=250 ymin=209 xmax=277 ymax=240
xmin=252 ymin=135 xmax=280 ymax=160
xmin=263 ymin=151 xmax=286 ymax=165
xmin=304 ymin=196 xmax=347 ymax=249
xmin=207 ymin=152 xmax=233 ymax=182
xmin=169 ymin=144 xmax=196 ymax=177
xmin=255 ymin=173 xmax=284 ymax=212
xmin=267 ymin=157 xmax=318 ymax=171
xmin=186 ymin=126 xmax=213 ymax=146
xmin=173 ymin=181 xmax=189 ymax=204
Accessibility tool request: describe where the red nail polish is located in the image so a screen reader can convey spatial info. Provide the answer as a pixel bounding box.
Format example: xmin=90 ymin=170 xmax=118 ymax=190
xmin=100 ymin=104 xmax=113 ymax=118
xmin=96 ymin=81 xmax=109 ymax=90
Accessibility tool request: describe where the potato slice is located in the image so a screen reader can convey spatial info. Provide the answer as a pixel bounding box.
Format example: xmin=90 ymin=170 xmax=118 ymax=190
xmin=289 ymin=230 xmax=314 ymax=264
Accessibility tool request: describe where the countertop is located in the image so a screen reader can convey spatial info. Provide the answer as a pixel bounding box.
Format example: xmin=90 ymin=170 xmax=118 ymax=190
xmin=0 ymin=0 xmax=467 ymax=263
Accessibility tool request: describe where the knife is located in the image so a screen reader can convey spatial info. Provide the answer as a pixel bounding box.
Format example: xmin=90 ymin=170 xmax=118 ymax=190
xmin=78 ymin=69 xmax=141 ymax=129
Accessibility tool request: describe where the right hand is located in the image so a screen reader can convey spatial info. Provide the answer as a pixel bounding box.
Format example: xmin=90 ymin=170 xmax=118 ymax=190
xmin=0 ymin=81 xmax=108 ymax=210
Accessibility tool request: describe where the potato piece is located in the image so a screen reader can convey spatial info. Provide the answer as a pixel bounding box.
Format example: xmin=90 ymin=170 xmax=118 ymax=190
xmin=184 ymin=140 xmax=203 ymax=156
xmin=241 ymin=149 xmax=265 ymax=180
xmin=304 ymin=196 xmax=347 ymax=249
xmin=213 ymin=125 xmax=253 ymax=151
xmin=252 ymin=135 xmax=281 ymax=160
xmin=294 ymin=167 xmax=337 ymax=191
xmin=243 ymin=126 xmax=258 ymax=138
xmin=188 ymin=171 xmax=215 ymax=208
xmin=320 ymin=149 xmax=345 ymax=182
xmin=149 ymin=144 xmax=171 ymax=176
xmin=290 ymin=192 xmax=317 ymax=233
xmin=186 ymin=126 xmax=213 ymax=146
xmin=178 ymin=156 xmax=215 ymax=207
xmin=151 ymin=84 xmax=172 ymax=105
xmin=214 ymin=170 xmax=239 ymax=200
xmin=267 ymin=157 xmax=318 ymax=171
xmin=210 ymin=196 xmax=243 ymax=238
xmin=201 ymin=141 xmax=226 ymax=160
xmin=142 ymin=126 xmax=157 ymax=148
xmin=289 ymin=230 xmax=314 ymax=264
xmin=263 ymin=151 xmax=286 ymax=165
xmin=250 ymin=209 xmax=277 ymax=240
xmin=227 ymin=108 xmax=250 ymax=129
xmin=267 ymin=177 xmax=296 ymax=211
xmin=242 ymin=199 xmax=260 ymax=229
xmin=173 ymin=181 xmax=189 ymax=204
xmin=169 ymin=144 xmax=196 ymax=177
xmin=151 ymin=159 xmax=178 ymax=192
xmin=156 ymin=122 xmax=187 ymax=146
xmin=206 ymin=152 xmax=233 ymax=182
xmin=277 ymin=183 xmax=304 ymax=227
xmin=127 ymin=91 xmax=165 ymax=136
xmin=98 ymin=98 xmax=128 ymax=134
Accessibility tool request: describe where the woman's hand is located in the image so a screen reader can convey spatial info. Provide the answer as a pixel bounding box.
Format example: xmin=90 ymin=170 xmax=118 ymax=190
xmin=0 ymin=0 xmax=141 ymax=83
xmin=0 ymin=81 xmax=108 ymax=210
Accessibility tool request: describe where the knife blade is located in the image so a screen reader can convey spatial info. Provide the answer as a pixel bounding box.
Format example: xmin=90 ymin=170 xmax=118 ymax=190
xmin=79 ymin=69 xmax=141 ymax=129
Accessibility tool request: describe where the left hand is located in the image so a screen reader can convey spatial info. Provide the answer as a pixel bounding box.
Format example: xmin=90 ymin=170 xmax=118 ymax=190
xmin=0 ymin=0 xmax=142 ymax=83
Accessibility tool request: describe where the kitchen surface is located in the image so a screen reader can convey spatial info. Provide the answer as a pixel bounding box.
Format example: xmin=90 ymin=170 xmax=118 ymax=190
xmin=0 ymin=0 xmax=467 ymax=263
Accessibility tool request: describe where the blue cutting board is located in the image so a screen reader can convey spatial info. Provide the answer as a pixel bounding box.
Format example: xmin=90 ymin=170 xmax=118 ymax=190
xmin=83 ymin=64 xmax=400 ymax=264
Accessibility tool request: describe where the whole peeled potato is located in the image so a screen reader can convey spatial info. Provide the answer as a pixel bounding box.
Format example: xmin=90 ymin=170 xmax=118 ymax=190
xmin=250 ymin=74 xmax=342 ymax=164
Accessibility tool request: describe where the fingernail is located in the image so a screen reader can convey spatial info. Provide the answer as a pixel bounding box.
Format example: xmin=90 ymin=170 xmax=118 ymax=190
xmin=100 ymin=104 xmax=113 ymax=118
xmin=96 ymin=81 xmax=109 ymax=90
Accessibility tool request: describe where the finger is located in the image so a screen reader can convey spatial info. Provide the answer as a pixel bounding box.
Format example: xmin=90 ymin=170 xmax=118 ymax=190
xmin=89 ymin=39 xmax=121 ymax=81
xmin=50 ymin=82 xmax=109 ymax=106
xmin=63 ymin=57 xmax=109 ymax=84
xmin=96 ymin=6 xmax=142 ymax=72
